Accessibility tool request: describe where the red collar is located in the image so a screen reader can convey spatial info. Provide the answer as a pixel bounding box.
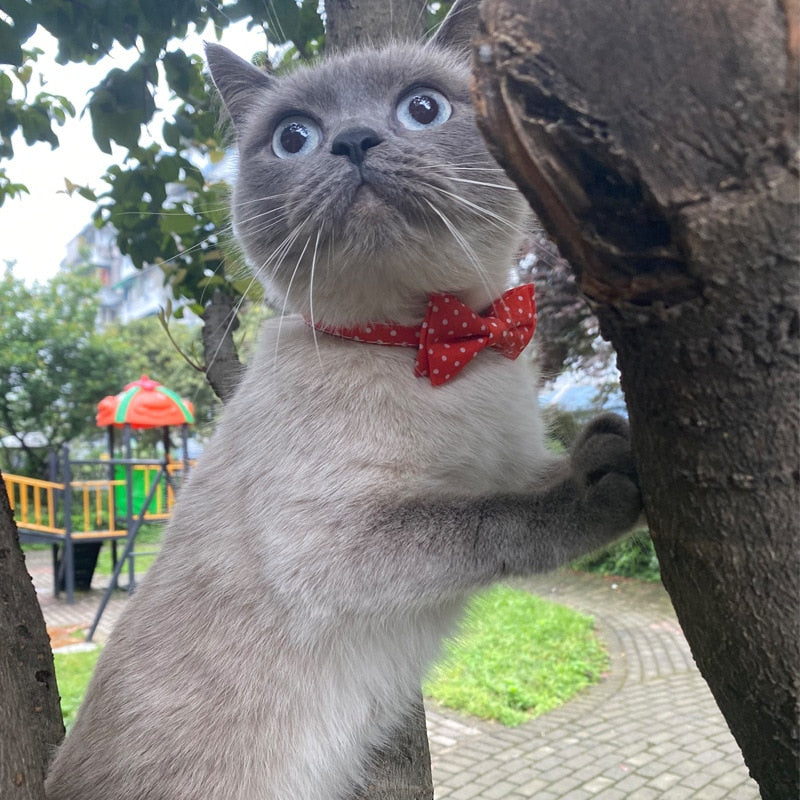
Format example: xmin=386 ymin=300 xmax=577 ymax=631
xmin=309 ymin=285 xmax=536 ymax=386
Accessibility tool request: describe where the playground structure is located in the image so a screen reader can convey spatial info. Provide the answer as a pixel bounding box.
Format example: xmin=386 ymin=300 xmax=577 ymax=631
xmin=6 ymin=452 xmax=187 ymax=596
xmin=5 ymin=376 xmax=195 ymax=639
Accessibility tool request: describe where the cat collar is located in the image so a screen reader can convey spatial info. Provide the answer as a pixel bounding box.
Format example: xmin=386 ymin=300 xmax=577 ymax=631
xmin=309 ymin=284 xmax=536 ymax=386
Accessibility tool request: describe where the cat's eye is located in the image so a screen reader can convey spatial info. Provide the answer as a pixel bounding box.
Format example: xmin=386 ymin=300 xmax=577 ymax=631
xmin=396 ymin=88 xmax=451 ymax=130
xmin=272 ymin=116 xmax=322 ymax=158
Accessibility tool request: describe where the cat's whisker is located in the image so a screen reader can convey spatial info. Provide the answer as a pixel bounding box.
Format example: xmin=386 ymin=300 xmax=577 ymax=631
xmin=308 ymin=229 xmax=324 ymax=368
xmin=448 ymin=176 xmax=519 ymax=191
xmin=428 ymin=185 xmax=529 ymax=237
xmin=423 ymin=198 xmax=495 ymax=302
xmin=273 ymin=233 xmax=313 ymax=370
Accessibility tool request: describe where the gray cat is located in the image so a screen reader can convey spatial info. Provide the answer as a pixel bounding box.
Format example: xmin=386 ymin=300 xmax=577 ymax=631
xmin=45 ymin=3 xmax=642 ymax=798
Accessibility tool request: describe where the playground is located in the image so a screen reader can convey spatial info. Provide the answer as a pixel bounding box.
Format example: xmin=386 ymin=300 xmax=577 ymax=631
xmin=5 ymin=375 xmax=194 ymax=638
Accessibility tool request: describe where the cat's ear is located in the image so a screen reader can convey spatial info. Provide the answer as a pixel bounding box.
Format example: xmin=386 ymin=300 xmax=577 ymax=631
xmin=205 ymin=43 xmax=274 ymax=131
xmin=429 ymin=0 xmax=482 ymax=55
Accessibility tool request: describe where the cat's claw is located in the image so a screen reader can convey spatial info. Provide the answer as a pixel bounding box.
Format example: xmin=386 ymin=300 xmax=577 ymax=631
xmin=570 ymin=413 xmax=643 ymax=534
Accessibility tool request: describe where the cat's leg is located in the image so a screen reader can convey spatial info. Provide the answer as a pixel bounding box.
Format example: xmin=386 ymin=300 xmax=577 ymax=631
xmin=363 ymin=413 xmax=643 ymax=601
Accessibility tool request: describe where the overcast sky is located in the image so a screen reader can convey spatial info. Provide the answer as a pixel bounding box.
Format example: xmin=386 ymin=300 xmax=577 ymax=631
xmin=2 ymin=23 xmax=264 ymax=285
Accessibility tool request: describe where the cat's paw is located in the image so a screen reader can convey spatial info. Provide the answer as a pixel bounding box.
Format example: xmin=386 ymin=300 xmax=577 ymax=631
xmin=570 ymin=413 xmax=643 ymax=533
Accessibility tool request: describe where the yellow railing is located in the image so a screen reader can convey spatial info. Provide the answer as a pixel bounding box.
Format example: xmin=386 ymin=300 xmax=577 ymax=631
xmin=3 ymin=465 xmax=190 ymax=539
xmin=3 ymin=474 xmax=63 ymax=535
xmin=71 ymin=479 xmax=127 ymax=540
xmin=129 ymin=463 xmax=186 ymax=520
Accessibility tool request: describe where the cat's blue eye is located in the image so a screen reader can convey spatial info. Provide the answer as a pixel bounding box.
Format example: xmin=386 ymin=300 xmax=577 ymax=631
xmin=396 ymin=88 xmax=451 ymax=130
xmin=272 ymin=116 xmax=322 ymax=158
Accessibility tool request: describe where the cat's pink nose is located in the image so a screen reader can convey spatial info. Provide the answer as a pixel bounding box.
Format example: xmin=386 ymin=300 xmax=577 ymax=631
xmin=331 ymin=127 xmax=383 ymax=166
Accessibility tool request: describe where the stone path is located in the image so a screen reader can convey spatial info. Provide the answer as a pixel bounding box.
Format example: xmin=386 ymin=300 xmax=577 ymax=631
xmin=25 ymin=550 xmax=761 ymax=798
xmin=426 ymin=572 xmax=761 ymax=799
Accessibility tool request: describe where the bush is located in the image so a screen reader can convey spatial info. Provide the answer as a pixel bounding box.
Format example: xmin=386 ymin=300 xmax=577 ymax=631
xmin=573 ymin=529 xmax=660 ymax=582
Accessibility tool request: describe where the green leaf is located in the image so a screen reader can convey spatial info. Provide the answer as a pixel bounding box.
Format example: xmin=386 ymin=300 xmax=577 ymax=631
xmin=0 ymin=20 xmax=24 ymax=67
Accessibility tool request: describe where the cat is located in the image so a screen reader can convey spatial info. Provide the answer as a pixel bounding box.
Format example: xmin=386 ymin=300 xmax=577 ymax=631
xmin=45 ymin=2 xmax=642 ymax=798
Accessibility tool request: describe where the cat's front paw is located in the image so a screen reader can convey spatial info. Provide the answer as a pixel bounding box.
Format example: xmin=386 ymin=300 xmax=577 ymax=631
xmin=570 ymin=413 xmax=643 ymax=534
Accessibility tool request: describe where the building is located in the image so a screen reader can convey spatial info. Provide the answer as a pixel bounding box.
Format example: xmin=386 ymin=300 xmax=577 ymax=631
xmin=61 ymin=223 xmax=182 ymax=325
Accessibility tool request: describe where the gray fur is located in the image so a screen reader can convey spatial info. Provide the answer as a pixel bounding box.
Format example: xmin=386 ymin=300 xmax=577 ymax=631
xmin=45 ymin=4 xmax=642 ymax=798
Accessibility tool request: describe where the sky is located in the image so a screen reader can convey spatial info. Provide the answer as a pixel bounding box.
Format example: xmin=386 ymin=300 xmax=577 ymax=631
xmin=1 ymin=22 xmax=264 ymax=285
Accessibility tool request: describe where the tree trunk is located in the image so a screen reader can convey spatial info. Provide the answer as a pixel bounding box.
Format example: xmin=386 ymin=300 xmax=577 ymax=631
xmin=200 ymin=290 xmax=245 ymax=403
xmin=325 ymin=0 xmax=425 ymax=51
xmin=0 ymin=471 xmax=65 ymax=800
xmin=472 ymin=2 xmax=799 ymax=798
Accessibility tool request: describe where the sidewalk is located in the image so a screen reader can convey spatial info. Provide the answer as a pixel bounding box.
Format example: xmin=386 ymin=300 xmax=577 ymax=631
xmin=26 ymin=551 xmax=761 ymax=799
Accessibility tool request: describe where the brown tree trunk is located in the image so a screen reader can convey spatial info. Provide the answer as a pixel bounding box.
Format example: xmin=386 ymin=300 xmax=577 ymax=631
xmin=473 ymin=2 xmax=800 ymax=798
xmin=325 ymin=0 xmax=425 ymax=51
xmin=0 ymin=471 xmax=64 ymax=799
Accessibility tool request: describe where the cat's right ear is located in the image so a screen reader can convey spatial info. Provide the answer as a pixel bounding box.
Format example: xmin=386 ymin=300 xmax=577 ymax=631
xmin=429 ymin=0 xmax=482 ymax=55
xmin=205 ymin=43 xmax=274 ymax=132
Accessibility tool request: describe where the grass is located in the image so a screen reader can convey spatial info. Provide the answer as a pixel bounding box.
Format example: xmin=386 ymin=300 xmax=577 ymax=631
xmin=51 ymin=585 xmax=607 ymax=732
xmin=93 ymin=522 xmax=164 ymax=576
xmin=424 ymin=584 xmax=608 ymax=726
xmin=53 ymin=647 xmax=102 ymax=729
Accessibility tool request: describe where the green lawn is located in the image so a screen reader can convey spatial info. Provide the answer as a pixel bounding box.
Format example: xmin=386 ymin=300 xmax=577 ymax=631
xmin=424 ymin=584 xmax=608 ymax=726
xmin=53 ymin=647 xmax=103 ymax=729
xmin=53 ymin=584 xmax=607 ymax=731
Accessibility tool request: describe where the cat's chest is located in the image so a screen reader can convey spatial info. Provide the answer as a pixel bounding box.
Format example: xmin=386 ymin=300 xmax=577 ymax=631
xmin=224 ymin=318 xmax=548 ymax=498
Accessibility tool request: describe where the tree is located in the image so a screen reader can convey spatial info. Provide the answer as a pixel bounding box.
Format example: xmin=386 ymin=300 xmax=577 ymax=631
xmin=0 ymin=464 xmax=64 ymax=799
xmin=472 ymin=2 xmax=799 ymax=798
xmin=0 ymin=269 xmax=129 ymax=475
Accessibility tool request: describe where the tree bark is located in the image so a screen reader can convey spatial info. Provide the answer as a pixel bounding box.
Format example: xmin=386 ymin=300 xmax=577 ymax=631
xmin=473 ymin=2 xmax=799 ymax=798
xmin=200 ymin=290 xmax=245 ymax=404
xmin=0 ymin=471 xmax=65 ymax=799
xmin=325 ymin=0 xmax=425 ymax=51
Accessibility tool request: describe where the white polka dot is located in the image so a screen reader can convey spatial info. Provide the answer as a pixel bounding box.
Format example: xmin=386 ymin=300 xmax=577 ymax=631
xmin=433 ymin=368 xmax=440 ymax=375
xmin=442 ymin=318 xmax=448 ymax=326
xmin=428 ymin=348 xmax=434 ymax=355
xmin=432 ymin=305 xmax=439 ymax=312
xmin=365 ymin=327 xmax=372 ymax=333
xmin=454 ymin=360 xmax=461 ymax=367
xmin=462 ymin=322 xmax=468 ymax=328
xmin=390 ymin=330 xmax=397 ymax=337
xmin=453 ymin=309 xmax=459 ymax=316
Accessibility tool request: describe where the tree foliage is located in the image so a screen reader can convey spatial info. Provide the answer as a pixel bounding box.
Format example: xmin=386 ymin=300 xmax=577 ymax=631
xmin=0 ymin=268 xmax=127 ymax=474
xmin=1 ymin=1 xmax=603 ymax=378
xmin=0 ymin=268 xmax=219 ymax=474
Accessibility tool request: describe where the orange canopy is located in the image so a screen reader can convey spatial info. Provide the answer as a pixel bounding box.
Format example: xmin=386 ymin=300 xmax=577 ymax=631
xmin=96 ymin=375 xmax=195 ymax=429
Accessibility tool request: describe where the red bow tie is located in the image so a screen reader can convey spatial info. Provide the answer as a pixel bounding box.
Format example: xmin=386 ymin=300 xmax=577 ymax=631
xmin=310 ymin=284 xmax=536 ymax=386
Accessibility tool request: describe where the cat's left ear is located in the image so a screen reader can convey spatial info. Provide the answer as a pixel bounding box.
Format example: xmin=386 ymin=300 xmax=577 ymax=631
xmin=428 ymin=0 xmax=482 ymax=55
xmin=206 ymin=43 xmax=274 ymax=132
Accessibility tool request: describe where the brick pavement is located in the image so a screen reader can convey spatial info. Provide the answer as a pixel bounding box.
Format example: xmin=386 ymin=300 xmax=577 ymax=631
xmin=25 ymin=550 xmax=761 ymax=798
xmin=426 ymin=572 xmax=761 ymax=799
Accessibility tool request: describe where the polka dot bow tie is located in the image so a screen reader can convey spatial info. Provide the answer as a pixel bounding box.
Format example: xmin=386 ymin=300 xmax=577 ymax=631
xmin=310 ymin=284 xmax=536 ymax=386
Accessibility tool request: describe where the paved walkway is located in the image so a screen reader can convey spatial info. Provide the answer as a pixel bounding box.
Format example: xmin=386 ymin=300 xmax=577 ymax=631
xmin=26 ymin=551 xmax=761 ymax=799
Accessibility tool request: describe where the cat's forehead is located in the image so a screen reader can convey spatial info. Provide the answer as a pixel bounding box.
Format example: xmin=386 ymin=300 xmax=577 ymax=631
xmin=265 ymin=44 xmax=470 ymax=113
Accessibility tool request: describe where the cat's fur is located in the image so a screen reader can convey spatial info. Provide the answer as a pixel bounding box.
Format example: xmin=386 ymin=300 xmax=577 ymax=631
xmin=45 ymin=4 xmax=642 ymax=798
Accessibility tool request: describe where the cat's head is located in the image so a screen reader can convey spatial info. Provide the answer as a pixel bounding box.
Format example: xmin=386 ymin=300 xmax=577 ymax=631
xmin=207 ymin=1 xmax=527 ymax=327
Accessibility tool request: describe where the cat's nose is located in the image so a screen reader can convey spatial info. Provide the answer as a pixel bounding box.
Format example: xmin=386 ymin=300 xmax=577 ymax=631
xmin=330 ymin=127 xmax=383 ymax=166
